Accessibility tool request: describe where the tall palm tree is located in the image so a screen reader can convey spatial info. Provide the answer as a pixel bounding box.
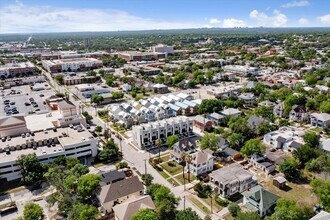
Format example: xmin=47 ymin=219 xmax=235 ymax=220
xmin=186 ymin=154 xmax=192 ymax=183
xmin=155 ymin=138 xmax=162 ymax=162
xmin=180 ymin=152 xmax=187 ymax=190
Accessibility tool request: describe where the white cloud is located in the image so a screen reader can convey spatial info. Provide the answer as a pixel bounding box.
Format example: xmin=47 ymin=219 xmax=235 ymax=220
xmin=298 ymin=18 xmax=309 ymax=25
xmin=318 ymin=14 xmax=330 ymax=25
xmin=249 ymin=9 xmax=288 ymax=27
xmin=222 ymin=18 xmax=246 ymax=28
xmin=209 ymin=18 xmax=221 ymax=24
xmin=281 ymin=0 xmax=310 ymax=8
xmin=0 ymin=1 xmax=203 ymax=33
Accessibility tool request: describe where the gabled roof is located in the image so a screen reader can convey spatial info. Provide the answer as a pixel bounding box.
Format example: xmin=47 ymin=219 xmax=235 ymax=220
xmin=191 ymin=149 xmax=214 ymax=164
xmin=208 ymin=112 xmax=224 ymax=120
xmin=100 ymin=170 xmax=126 ymax=184
xmin=247 ymin=115 xmax=266 ymax=127
xmin=97 ymin=176 xmax=144 ymax=204
xmin=112 ymin=195 xmax=155 ymax=220
xmin=242 ymin=185 xmax=279 ymax=210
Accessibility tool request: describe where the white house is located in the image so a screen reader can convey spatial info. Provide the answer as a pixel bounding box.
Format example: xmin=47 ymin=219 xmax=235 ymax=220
xmin=188 ymin=149 xmax=214 ymax=176
xmin=310 ymin=113 xmax=330 ymax=129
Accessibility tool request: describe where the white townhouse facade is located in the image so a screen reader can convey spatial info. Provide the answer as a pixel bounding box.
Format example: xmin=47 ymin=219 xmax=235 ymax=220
xmin=223 ymin=65 xmax=258 ymax=76
xmin=132 ymin=116 xmax=194 ymax=149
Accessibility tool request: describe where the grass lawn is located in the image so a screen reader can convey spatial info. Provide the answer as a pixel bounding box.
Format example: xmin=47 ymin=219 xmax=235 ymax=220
xmin=158 ymin=169 xmax=170 ymax=179
xmin=167 ymin=178 xmax=180 ymax=187
xmin=175 ymin=173 xmax=196 ymax=185
xmin=260 ymin=176 xmax=318 ymax=207
xmin=92 ymin=162 xmax=108 ymax=168
xmin=224 ymin=213 xmax=234 ymax=220
xmin=201 ymin=196 xmax=223 ymax=212
xmin=188 ymin=195 xmax=211 ymax=215
xmin=160 ymin=154 xmax=171 ymax=162
xmin=161 ymin=161 xmax=183 ymax=176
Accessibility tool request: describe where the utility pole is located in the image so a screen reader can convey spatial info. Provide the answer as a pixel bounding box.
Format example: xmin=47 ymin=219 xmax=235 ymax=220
xmin=183 ymin=195 xmax=186 ymax=210
xmin=143 ymin=159 xmax=147 ymax=175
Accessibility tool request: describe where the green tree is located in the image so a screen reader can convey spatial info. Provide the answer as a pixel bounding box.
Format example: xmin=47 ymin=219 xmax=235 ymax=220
xmin=111 ymin=91 xmax=124 ymax=100
xmin=311 ymin=179 xmax=330 ymax=211
xmin=71 ymin=163 xmax=89 ymax=177
xmin=305 ymin=73 xmax=318 ymax=85
xmin=228 ymin=117 xmax=250 ymax=135
xmin=279 ymin=157 xmax=300 ymax=180
xmin=284 ymin=94 xmax=307 ymax=115
xmin=240 ymin=139 xmax=265 ymax=157
xmin=142 ymin=174 xmax=154 ymax=186
xmin=166 ymin=135 xmax=179 ymax=148
xmin=82 ymin=111 xmax=93 ymax=124
xmin=23 ymin=202 xmax=44 ymax=220
xmin=303 ymin=132 xmax=320 ymax=147
xmin=254 ymin=106 xmax=274 ymax=121
xmin=320 ymin=101 xmax=330 ymax=113
xmin=90 ymin=94 xmax=104 ymax=105
xmin=267 ymin=199 xmax=313 ymax=220
xmin=95 ymin=125 xmax=102 ymax=133
xmin=55 ymin=74 xmax=64 ymax=84
xmin=199 ymin=133 xmax=220 ymax=151
xmin=228 ymin=133 xmax=245 ymax=149
xmin=67 ymin=202 xmax=99 ymax=220
xmin=131 ymin=208 xmax=157 ymax=220
xmin=228 ymin=202 xmax=240 ymax=217
xmin=17 ymin=153 xmax=45 ymax=185
xmin=175 ymin=208 xmax=202 ymax=220
xmin=77 ymin=174 xmax=101 ymax=199
xmin=292 ymin=144 xmax=320 ymax=167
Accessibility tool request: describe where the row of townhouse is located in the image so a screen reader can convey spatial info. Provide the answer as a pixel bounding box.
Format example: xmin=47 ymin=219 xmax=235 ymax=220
xmin=108 ymin=93 xmax=199 ymax=128
xmin=132 ymin=116 xmax=194 ymax=149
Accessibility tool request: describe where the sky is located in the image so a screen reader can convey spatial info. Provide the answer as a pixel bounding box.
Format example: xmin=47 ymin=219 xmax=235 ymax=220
xmin=0 ymin=0 xmax=330 ymax=33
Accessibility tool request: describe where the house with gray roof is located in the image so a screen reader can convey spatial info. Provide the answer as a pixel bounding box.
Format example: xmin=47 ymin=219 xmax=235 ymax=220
xmin=238 ymin=92 xmax=256 ymax=105
xmin=210 ymin=163 xmax=255 ymax=198
xmin=242 ymin=185 xmax=279 ymax=217
xmin=99 ymin=169 xmax=126 ymax=186
xmin=97 ymin=176 xmax=144 ymax=214
xmin=310 ymin=113 xmax=330 ymax=129
xmin=188 ymin=149 xmax=214 ymax=176
xmin=206 ymin=112 xmax=224 ymax=125
xmin=220 ymin=108 xmax=241 ymax=117
xmin=249 ymin=153 xmax=276 ymax=174
xmin=171 ymin=138 xmax=197 ymax=163
xmin=273 ymin=102 xmax=285 ymax=118
xmin=112 ymin=195 xmax=155 ymax=220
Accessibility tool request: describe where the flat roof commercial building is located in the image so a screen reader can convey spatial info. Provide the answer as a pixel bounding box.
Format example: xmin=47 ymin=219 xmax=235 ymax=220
xmin=0 ymin=125 xmax=97 ymax=181
xmin=42 ymin=58 xmax=103 ymax=73
xmin=0 ymin=61 xmax=35 ymax=79
xmin=117 ymin=51 xmax=166 ymax=62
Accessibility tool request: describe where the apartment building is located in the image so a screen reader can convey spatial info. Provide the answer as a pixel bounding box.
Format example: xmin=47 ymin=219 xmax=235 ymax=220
xmin=132 ymin=116 xmax=194 ymax=149
xmin=0 ymin=61 xmax=35 ymax=78
xmin=150 ymin=44 xmax=174 ymax=55
xmin=117 ymin=51 xmax=166 ymax=62
xmin=42 ymin=58 xmax=103 ymax=73
xmin=210 ymin=163 xmax=255 ymax=198
xmin=223 ymin=65 xmax=258 ymax=76
xmin=0 ymin=125 xmax=97 ymax=181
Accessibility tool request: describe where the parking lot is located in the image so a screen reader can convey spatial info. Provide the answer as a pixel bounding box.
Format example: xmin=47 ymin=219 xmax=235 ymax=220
xmin=0 ymin=85 xmax=55 ymax=117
